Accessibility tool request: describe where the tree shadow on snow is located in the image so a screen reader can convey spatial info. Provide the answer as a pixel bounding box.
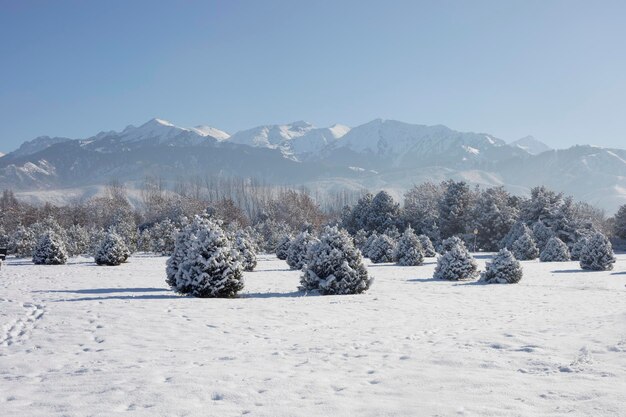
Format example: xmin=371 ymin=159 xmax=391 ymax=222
xmin=610 ymin=271 xmax=626 ymax=275
xmin=254 ymin=268 xmax=293 ymax=272
xmin=36 ymin=287 xmax=167 ymax=295
xmin=551 ymin=269 xmax=588 ymax=274
xmin=407 ymin=277 xmax=441 ymax=283
xmin=54 ymin=294 xmax=182 ymax=302
xmin=241 ymin=290 xmax=312 ymax=299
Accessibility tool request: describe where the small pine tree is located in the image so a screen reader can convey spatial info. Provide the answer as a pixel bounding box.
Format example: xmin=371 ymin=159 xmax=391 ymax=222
xmin=9 ymin=225 xmax=37 ymax=258
xmin=300 ymin=226 xmax=372 ymax=295
xmin=570 ymin=236 xmax=589 ymax=261
xmin=393 ymin=227 xmax=424 ymax=266
xmin=65 ymin=224 xmax=90 ymax=257
xmin=95 ymin=231 xmax=130 ymax=266
xmin=149 ymin=219 xmax=179 ymax=256
xmin=368 ymin=234 xmax=396 ymax=263
xmin=32 ymin=232 xmax=68 ymax=265
xmin=579 ymin=232 xmax=616 ymax=271
xmin=353 ymin=229 xmax=369 ymax=251
xmin=440 ymin=236 xmax=466 ymax=253
xmin=275 ymin=234 xmax=292 ymax=260
xmin=234 ymin=230 xmax=257 ymax=272
xmin=167 ymin=215 xmax=244 ymax=297
xmin=540 ymin=237 xmax=571 ymax=262
xmin=433 ymin=245 xmax=478 ymax=281
xmin=511 ymin=231 xmax=539 ymax=260
xmin=532 ymin=221 xmax=554 ymax=251
xmin=286 ymin=231 xmax=318 ymax=270
xmin=480 ymin=249 xmax=523 ymax=284
xmin=418 ymin=234 xmax=437 ymax=257
xmin=361 ymin=231 xmax=379 ymax=258
xmin=500 ymin=221 xmax=533 ymax=250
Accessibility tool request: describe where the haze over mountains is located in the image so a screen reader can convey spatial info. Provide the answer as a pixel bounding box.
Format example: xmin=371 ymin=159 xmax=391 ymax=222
xmin=1 ymin=117 xmax=625 ymax=213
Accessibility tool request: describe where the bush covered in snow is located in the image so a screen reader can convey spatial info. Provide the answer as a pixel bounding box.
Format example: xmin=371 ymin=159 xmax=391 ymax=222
xmin=275 ymin=234 xmax=292 ymax=260
xmin=300 ymin=226 xmax=372 ymax=295
xmin=286 ymin=231 xmax=319 ymax=270
xmin=500 ymin=221 xmax=533 ymax=250
xmin=540 ymin=237 xmax=571 ymax=262
xmin=65 ymin=224 xmax=90 ymax=257
xmin=166 ymin=215 xmax=244 ymax=297
xmin=32 ymin=231 xmax=68 ymax=265
xmin=94 ymin=231 xmax=130 ymax=266
xmin=480 ymin=249 xmax=523 ymax=284
xmin=433 ymin=245 xmax=478 ymax=281
xmin=440 ymin=236 xmax=466 ymax=253
xmin=353 ymin=229 xmax=369 ymax=251
xmin=233 ymin=230 xmax=257 ymax=271
xmin=368 ymin=234 xmax=396 ymax=263
xmin=393 ymin=226 xmax=424 ymax=266
xmin=361 ymin=231 xmax=379 ymax=258
xmin=149 ymin=219 xmax=179 ymax=255
xmin=8 ymin=225 xmax=37 ymax=258
xmin=418 ymin=234 xmax=437 ymax=257
xmin=579 ymin=232 xmax=615 ymax=271
xmin=532 ymin=221 xmax=554 ymax=251
xmin=570 ymin=236 xmax=589 ymax=261
xmin=511 ymin=231 xmax=539 ymax=260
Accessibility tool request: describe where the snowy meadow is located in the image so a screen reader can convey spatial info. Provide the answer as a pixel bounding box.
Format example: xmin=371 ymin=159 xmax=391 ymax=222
xmin=1 ymin=253 xmax=626 ymax=417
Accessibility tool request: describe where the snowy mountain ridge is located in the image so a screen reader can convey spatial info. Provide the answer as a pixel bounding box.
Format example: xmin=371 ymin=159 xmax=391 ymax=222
xmin=510 ymin=136 xmax=552 ymax=155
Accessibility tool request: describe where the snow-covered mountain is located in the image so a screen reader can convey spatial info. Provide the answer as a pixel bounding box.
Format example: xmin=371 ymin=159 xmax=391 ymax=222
xmin=510 ymin=136 xmax=551 ymax=155
xmin=1 ymin=117 xmax=625 ymax=212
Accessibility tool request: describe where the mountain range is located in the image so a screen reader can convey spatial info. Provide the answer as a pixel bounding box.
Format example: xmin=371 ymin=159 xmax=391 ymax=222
xmin=1 ymin=118 xmax=625 ymax=213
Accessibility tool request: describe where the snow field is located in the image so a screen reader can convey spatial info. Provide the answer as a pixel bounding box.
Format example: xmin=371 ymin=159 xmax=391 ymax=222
xmin=1 ymin=254 xmax=626 ymax=416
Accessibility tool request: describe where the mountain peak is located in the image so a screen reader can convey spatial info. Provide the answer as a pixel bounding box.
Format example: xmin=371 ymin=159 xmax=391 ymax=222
xmin=510 ymin=135 xmax=551 ymax=155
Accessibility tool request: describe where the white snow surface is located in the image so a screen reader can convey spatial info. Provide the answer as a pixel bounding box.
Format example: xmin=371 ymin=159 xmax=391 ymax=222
xmin=1 ymin=254 xmax=626 ymax=416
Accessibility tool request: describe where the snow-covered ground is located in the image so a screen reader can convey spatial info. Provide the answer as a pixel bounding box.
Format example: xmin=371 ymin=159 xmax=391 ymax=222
xmin=1 ymin=254 xmax=626 ymax=416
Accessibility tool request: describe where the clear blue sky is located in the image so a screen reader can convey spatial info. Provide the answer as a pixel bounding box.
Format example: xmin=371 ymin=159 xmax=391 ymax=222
xmin=1 ymin=0 xmax=625 ymax=152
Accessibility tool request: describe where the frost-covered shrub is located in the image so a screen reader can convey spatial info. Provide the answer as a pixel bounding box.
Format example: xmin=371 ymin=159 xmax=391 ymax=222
xmin=149 ymin=219 xmax=179 ymax=255
xmin=233 ymin=230 xmax=257 ymax=272
xmin=275 ymin=234 xmax=292 ymax=260
xmin=384 ymin=225 xmax=401 ymax=240
xmin=418 ymin=234 xmax=437 ymax=257
xmin=286 ymin=231 xmax=319 ymax=270
xmin=511 ymin=231 xmax=539 ymax=260
xmin=393 ymin=226 xmax=424 ymax=266
xmin=368 ymin=234 xmax=396 ymax=263
xmin=579 ymin=232 xmax=616 ymax=271
xmin=166 ymin=215 xmax=244 ymax=297
xmin=570 ymin=236 xmax=589 ymax=261
xmin=440 ymin=235 xmax=465 ymax=253
xmin=254 ymin=220 xmax=291 ymax=253
xmin=480 ymin=249 xmax=523 ymax=284
xmin=32 ymin=232 xmax=68 ymax=265
xmin=88 ymin=227 xmax=107 ymax=256
xmin=433 ymin=245 xmax=478 ymax=281
xmin=540 ymin=237 xmax=571 ymax=262
xmin=361 ymin=231 xmax=379 ymax=258
xmin=65 ymin=224 xmax=90 ymax=257
xmin=9 ymin=225 xmax=36 ymax=258
xmin=95 ymin=231 xmax=130 ymax=266
xmin=300 ymin=226 xmax=372 ymax=295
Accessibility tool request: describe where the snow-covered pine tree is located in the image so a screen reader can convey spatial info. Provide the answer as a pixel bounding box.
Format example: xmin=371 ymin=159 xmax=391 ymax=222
xmin=149 ymin=219 xmax=179 ymax=255
xmin=440 ymin=235 xmax=466 ymax=253
xmin=438 ymin=180 xmax=471 ymax=238
xmin=8 ymin=225 xmax=36 ymax=258
xmin=579 ymin=232 xmax=616 ymax=271
xmin=167 ymin=215 xmax=244 ymax=297
xmin=94 ymin=231 xmax=130 ymax=266
xmin=365 ymin=191 xmax=400 ymax=233
xmin=275 ymin=234 xmax=292 ymax=260
xmin=88 ymin=227 xmax=107 ymax=256
xmin=65 ymin=224 xmax=90 ymax=257
xmin=500 ymin=221 xmax=533 ymax=250
xmin=383 ymin=225 xmax=401 ymax=240
xmin=532 ymin=221 xmax=554 ymax=251
xmin=353 ymin=229 xmax=369 ymax=251
xmin=418 ymin=234 xmax=437 ymax=257
xmin=393 ymin=226 xmax=424 ymax=266
xmin=480 ymin=248 xmax=523 ymax=284
xmin=368 ymin=234 xmax=396 ymax=263
xmin=471 ymin=187 xmax=518 ymax=251
xmin=361 ymin=231 xmax=379 ymax=258
xmin=614 ymin=204 xmax=626 ymax=239
xmin=570 ymin=236 xmax=589 ymax=261
xmin=433 ymin=245 xmax=478 ymax=281
xmin=539 ymin=237 xmax=571 ymax=262
xmin=511 ymin=231 xmax=539 ymax=260
xmin=286 ymin=230 xmax=319 ymax=270
xmin=32 ymin=231 xmax=68 ymax=265
xmin=300 ymin=226 xmax=372 ymax=295
xmin=234 ymin=230 xmax=257 ymax=271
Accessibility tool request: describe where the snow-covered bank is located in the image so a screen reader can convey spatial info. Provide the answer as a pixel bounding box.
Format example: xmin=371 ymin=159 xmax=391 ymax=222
xmin=1 ymin=254 xmax=626 ymax=416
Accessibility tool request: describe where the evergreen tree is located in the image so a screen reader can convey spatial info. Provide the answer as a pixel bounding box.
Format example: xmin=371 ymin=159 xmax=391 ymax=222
xmin=234 ymin=230 xmax=257 ymax=271
xmin=511 ymin=231 xmax=539 ymax=260
xmin=9 ymin=225 xmax=36 ymax=258
xmin=368 ymin=234 xmax=396 ymax=263
xmin=539 ymin=237 xmax=571 ymax=262
xmin=393 ymin=226 xmax=424 ymax=266
xmin=361 ymin=231 xmax=379 ymax=258
xmin=532 ymin=221 xmax=554 ymax=251
xmin=149 ymin=219 xmax=179 ymax=255
xmin=353 ymin=229 xmax=369 ymax=251
xmin=275 ymin=234 xmax=292 ymax=260
xmin=441 ymin=236 xmax=466 ymax=253
xmin=579 ymin=232 xmax=616 ymax=271
xmin=500 ymin=221 xmax=533 ymax=250
xmin=614 ymin=204 xmax=626 ymax=239
xmin=300 ymin=226 xmax=372 ymax=295
xmin=286 ymin=231 xmax=318 ymax=270
xmin=365 ymin=191 xmax=400 ymax=233
xmin=95 ymin=231 xmax=130 ymax=266
xmin=166 ymin=215 xmax=244 ymax=297
xmin=418 ymin=234 xmax=437 ymax=257
xmin=480 ymin=249 xmax=523 ymax=284
xmin=341 ymin=193 xmax=373 ymax=234
xmin=471 ymin=187 xmax=518 ymax=251
xmin=438 ymin=180 xmax=471 ymax=238
xmin=570 ymin=236 xmax=589 ymax=261
xmin=32 ymin=231 xmax=68 ymax=265
xmin=65 ymin=224 xmax=90 ymax=257
xmin=433 ymin=245 xmax=478 ymax=281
